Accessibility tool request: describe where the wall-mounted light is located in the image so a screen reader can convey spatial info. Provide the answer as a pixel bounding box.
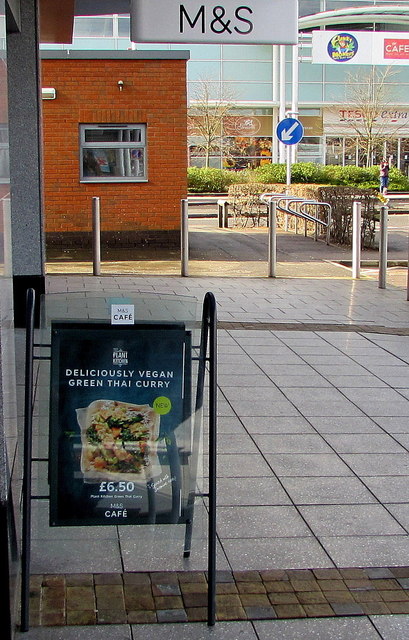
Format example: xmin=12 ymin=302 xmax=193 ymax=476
xmin=42 ymin=87 xmax=56 ymax=100
xmin=117 ymin=80 xmax=124 ymax=91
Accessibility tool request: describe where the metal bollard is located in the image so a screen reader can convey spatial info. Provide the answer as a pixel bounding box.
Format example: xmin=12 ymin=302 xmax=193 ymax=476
xmin=268 ymin=200 xmax=277 ymax=278
xmin=92 ymin=196 xmax=101 ymax=276
xmin=326 ymin=207 xmax=332 ymax=245
xmin=218 ymin=201 xmax=223 ymax=228
xmin=352 ymin=201 xmax=362 ymax=279
xmin=407 ymin=242 xmax=409 ymax=301
xmin=223 ymin=201 xmax=229 ymax=228
xmin=407 ymin=254 xmax=409 ymax=301
xmin=217 ymin=199 xmax=229 ymax=228
xmin=3 ymin=197 xmax=12 ymax=277
xmin=181 ymin=199 xmax=189 ymax=277
xmin=378 ymin=206 xmax=388 ymax=289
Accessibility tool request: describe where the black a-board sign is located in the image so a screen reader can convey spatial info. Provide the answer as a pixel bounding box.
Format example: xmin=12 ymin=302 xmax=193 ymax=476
xmin=49 ymin=322 xmax=192 ymax=527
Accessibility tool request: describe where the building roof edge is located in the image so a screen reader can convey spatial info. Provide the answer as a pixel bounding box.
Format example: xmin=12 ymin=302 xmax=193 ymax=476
xmin=40 ymin=49 xmax=190 ymax=60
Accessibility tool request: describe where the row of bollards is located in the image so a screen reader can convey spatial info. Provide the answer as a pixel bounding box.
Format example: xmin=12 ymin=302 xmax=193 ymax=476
xmin=352 ymin=202 xmax=391 ymax=290
xmin=93 ymin=197 xmax=408 ymax=299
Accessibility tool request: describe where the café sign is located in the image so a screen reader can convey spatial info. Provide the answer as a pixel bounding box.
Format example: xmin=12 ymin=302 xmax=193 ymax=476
xmin=131 ymin=0 xmax=299 ymax=45
xmin=313 ymin=30 xmax=409 ymax=66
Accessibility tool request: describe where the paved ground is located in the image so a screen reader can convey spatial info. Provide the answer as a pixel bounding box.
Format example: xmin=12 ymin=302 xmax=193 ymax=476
xmin=46 ymin=213 xmax=409 ymax=283
xmin=25 ymin=567 xmax=409 ymax=627
xmin=16 ymin=219 xmax=409 ymax=638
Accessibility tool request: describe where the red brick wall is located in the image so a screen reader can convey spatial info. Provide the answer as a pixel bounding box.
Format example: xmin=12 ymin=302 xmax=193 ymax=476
xmin=41 ymin=57 xmax=187 ymax=244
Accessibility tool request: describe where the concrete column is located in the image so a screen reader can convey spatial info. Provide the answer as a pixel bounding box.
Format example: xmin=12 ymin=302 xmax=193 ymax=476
xmin=7 ymin=0 xmax=45 ymax=325
xmin=272 ymin=45 xmax=279 ymax=164
xmin=279 ymin=45 xmax=286 ymax=164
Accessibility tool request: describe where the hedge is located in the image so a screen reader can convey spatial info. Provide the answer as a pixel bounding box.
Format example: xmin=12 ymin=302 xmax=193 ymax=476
xmin=188 ymin=164 xmax=409 ymax=193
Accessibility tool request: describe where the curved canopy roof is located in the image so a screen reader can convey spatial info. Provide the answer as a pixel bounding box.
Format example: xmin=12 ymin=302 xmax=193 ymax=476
xmin=299 ymin=5 xmax=409 ymax=30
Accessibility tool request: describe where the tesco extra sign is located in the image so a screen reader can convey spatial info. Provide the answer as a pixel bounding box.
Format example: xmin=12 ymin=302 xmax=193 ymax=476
xmin=131 ymin=0 xmax=299 ymax=45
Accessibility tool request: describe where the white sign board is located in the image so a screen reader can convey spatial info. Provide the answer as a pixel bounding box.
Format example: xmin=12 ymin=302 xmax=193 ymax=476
xmin=313 ymin=31 xmax=409 ymax=66
xmin=131 ymin=0 xmax=299 ymax=45
xmin=111 ymin=304 xmax=135 ymax=325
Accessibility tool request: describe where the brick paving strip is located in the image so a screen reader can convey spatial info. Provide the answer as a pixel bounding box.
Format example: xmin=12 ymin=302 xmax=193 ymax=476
xmin=29 ymin=567 xmax=409 ymax=627
xmin=217 ymin=322 xmax=409 ymax=335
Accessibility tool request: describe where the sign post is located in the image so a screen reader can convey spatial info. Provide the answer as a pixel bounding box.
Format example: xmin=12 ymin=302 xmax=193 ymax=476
xmin=276 ymin=116 xmax=304 ymax=188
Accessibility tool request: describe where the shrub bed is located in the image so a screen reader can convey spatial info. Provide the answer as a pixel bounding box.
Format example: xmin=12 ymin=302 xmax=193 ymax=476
xmin=250 ymin=163 xmax=409 ymax=192
xmin=227 ymin=183 xmax=378 ymax=247
xmin=187 ymin=167 xmax=244 ymax=193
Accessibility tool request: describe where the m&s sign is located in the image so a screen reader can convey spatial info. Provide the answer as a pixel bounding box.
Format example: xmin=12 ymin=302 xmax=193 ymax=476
xmin=131 ymin=0 xmax=299 ymax=45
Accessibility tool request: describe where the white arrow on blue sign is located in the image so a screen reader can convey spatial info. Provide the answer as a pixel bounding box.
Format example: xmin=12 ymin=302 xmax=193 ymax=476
xmin=276 ymin=118 xmax=304 ymax=146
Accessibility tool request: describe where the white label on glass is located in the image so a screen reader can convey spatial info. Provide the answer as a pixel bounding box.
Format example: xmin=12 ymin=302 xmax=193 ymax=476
xmin=111 ymin=304 xmax=135 ymax=325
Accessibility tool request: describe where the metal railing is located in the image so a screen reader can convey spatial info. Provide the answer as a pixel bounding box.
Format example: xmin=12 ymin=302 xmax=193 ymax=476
xmin=181 ymin=194 xmax=332 ymax=278
xmin=260 ymin=193 xmax=332 ymax=245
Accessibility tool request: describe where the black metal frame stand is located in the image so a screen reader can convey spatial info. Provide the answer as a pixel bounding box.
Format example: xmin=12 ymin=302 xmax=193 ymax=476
xmin=20 ymin=289 xmax=217 ymax=630
xmin=21 ymin=288 xmax=35 ymax=632
xmin=203 ymin=292 xmax=217 ymax=625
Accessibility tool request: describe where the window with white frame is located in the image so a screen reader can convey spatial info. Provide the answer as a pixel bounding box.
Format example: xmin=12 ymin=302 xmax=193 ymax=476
xmin=80 ymin=124 xmax=147 ymax=182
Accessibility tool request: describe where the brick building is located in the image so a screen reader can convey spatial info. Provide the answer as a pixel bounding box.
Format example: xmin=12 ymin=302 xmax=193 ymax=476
xmin=40 ymin=50 xmax=189 ymax=249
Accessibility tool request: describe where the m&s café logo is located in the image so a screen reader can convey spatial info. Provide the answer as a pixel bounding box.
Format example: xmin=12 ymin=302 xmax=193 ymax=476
xmin=327 ymin=33 xmax=358 ymax=62
xmin=384 ymin=39 xmax=409 ymax=60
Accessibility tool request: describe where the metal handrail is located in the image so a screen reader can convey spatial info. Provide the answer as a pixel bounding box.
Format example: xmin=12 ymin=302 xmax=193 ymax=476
xmin=299 ymin=200 xmax=332 ymax=244
xmin=260 ymin=193 xmax=332 ymax=245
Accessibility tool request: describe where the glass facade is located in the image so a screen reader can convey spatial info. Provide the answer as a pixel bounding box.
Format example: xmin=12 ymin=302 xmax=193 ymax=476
xmin=40 ymin=1 xmax=409 ymax=170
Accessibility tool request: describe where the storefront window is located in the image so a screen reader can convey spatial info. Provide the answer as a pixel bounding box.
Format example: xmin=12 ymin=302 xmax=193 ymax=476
xmin=73 ymin=17 xmax=114 ymax=38
xmin=189 ymin=135 xmax=273 ymax=170
xmin=188 ymin=111 xmax=274 ymax=170
xmin=80 ymin=124 xmax=147 ymax=182
xmin=226 ymin=137 xmax=272 ymax=170
xmin=297 ymin=137 xmax=323 ymax=163
xmin=326 ymin=137 xmax=344 ymax=165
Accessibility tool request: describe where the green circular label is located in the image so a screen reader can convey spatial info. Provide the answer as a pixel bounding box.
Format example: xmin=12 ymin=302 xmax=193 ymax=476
xmin=153 ymin=396 xmax=172 ymax=415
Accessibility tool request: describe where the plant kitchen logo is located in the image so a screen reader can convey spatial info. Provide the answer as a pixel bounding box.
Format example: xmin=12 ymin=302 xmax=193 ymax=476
xmin=113 ymin=348 xmax=128 ymax=366
xmin=327 ymin=33 xmax=358 ymax=62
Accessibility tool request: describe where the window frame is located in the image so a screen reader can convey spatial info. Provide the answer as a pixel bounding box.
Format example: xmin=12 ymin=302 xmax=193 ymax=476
xmin=80 ymin=123 xmax=148 ymax=183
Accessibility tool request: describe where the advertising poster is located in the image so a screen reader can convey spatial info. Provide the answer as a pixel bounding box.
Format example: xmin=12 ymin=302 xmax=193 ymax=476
xmin=49 ymin=322 xmax=192 ymax=526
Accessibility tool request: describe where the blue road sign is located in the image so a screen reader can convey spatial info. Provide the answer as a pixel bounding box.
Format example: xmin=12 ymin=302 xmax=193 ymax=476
xmin=276 ymin=118 xmax=304 ymax=145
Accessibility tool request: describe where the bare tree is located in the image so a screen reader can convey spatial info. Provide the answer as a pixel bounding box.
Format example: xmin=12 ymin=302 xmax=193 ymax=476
xmin=188 ymin=79 xmax=236 ymax=168
xmin=338 ymin=66 xmax=403 ymax=167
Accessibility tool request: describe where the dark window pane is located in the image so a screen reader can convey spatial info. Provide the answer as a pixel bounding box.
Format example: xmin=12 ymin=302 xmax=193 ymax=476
xmin=82 ymin=148 xmax=145 ymax=178
xmin=85 ymin=128 xmax=142 ymax=143
xmin=74 ymin=17 xmax=113 ymax=38
xmin=118 ymin=17 xmax=130 ymax=38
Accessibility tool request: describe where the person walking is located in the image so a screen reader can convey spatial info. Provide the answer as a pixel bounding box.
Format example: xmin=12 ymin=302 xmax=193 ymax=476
xmin=379 ymin=156 xmax=392 ymax=196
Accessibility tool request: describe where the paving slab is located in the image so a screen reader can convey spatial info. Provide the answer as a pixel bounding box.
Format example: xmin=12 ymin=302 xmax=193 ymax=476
xmin=371 ymin=614 xmax=409 ymax=639
xmin=18 ymin=263 xmax=409 ymax=633
xmin=254 ymin=617 xmax=383 ymax=639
